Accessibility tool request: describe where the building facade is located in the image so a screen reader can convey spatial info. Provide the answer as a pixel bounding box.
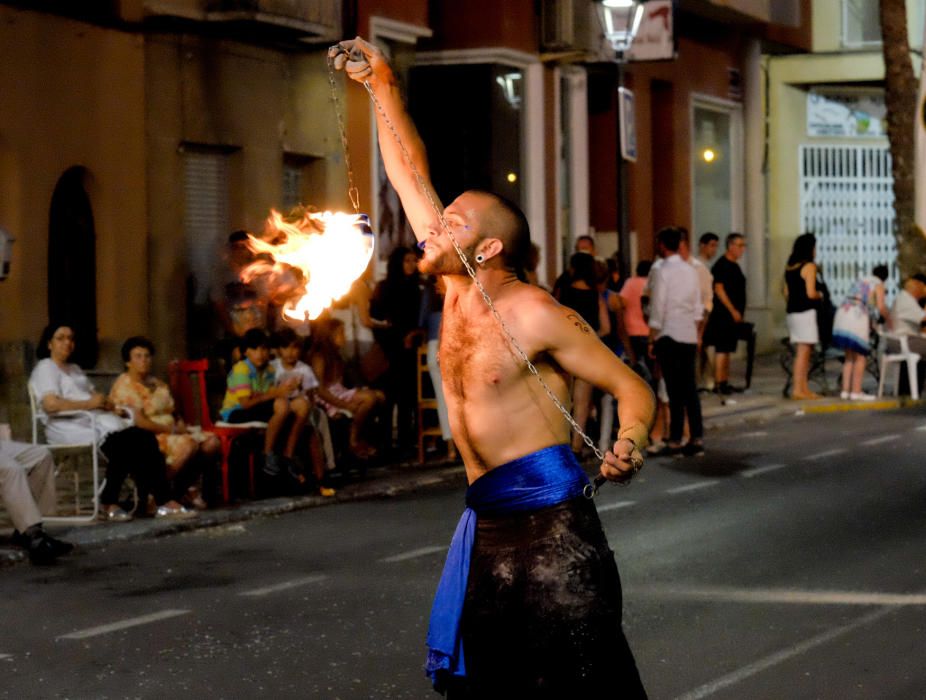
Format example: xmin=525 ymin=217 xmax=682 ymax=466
xmin=0 ymin=0 xmax=837 ymax=436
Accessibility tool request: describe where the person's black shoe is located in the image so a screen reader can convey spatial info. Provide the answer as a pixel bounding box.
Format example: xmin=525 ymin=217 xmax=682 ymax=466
xmin=44 ymin=534 xmax=74 ymax=558
xmin=682 ymin=441 xmax=705 ymax=457
xmin=27 ymin=535 xmax=62 ymax=565
xmin=716 ymin=382 xmax=733 ymax=396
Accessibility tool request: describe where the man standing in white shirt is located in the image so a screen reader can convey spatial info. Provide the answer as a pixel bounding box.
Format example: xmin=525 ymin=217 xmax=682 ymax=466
xmin=648 ymin=227 xmax=705 ymax=457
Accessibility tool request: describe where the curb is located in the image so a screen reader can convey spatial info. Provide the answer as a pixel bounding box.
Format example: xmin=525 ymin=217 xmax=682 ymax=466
xmin=0 ymin=462 xmax=467 ymax=569
xmin=801 ymin=397 xmax=926 ymax=414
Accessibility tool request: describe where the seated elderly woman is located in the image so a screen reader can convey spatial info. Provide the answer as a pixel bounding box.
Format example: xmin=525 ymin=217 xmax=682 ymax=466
xmin=28 ymin=323 xmax=194 ymax=521
xmin=109 ymin=336 xmax=219 ymax=510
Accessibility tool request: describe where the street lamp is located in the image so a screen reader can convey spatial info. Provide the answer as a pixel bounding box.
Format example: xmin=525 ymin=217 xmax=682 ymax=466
xmin=0 ymin=227 xmax=14 ymax=281
xmin=596 ymin=0 xmax=645 ymax=57
xmin=595 ymin=0 xmax=645 ymax=276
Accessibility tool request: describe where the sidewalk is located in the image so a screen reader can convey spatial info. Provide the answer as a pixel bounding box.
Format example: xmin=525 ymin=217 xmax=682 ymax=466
xmin=2 ymin=351 xmax=921 ymax=567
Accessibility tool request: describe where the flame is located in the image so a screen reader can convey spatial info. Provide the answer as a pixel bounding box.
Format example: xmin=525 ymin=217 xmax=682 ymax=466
xmin=241 ymin=208 xmax=374 ymax=321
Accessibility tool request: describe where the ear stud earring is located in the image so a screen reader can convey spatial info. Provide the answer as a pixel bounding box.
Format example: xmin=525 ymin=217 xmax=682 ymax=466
xmin=475 ymin=254 xmax=485 ymax=264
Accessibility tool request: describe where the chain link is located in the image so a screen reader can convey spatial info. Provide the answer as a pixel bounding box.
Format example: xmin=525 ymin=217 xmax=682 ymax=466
xmin=358 ymin=79 xmax=605 ymax=463
xmin=327 ymin=55 xmax=361 ymax=214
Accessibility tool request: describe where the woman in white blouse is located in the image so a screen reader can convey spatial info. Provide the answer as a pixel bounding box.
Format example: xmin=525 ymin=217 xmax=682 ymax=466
xmin=29 ymin=323 xmax=192 ymax=521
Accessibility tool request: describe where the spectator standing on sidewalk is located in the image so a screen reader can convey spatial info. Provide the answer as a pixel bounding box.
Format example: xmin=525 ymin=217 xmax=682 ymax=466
xmin=697 ymin=232 xmax=719 ymax=269
xmin=0 ymin=439 xmax=73 ymax=564
xmin=371 ymin=245 xmax=422 ymax=457
xmin=784 ymin=234 xmax=823 ymax=400
xmin=559 ymin=251 xmax=611 ymax=455
xmin=832 ymin=265 xmax=890 ymax=401
xmin=705 ymin=233 xmax=748 ymax=395
xmin=648 ymin=227 xmax=705 ymax=457
xmin=696 ymin=232 xmax=719 ymax=389
xmin=619 ymin=260 xmax=653 ymax=365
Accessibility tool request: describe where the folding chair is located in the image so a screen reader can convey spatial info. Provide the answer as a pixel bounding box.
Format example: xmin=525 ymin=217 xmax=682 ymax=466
xmin=416 ymin=344 xmax=443 ymax=463
xmin=168 ymin=359 xmax=267 ymax=503
xmin=878 ymin=332 xmax=921 ymax=400
xmin=28 ymin=385 xmax=104 ymax=523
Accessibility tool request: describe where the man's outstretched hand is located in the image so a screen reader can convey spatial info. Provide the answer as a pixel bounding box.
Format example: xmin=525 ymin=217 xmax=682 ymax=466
xmin=328 ymin=37 xmax=389 ymax=85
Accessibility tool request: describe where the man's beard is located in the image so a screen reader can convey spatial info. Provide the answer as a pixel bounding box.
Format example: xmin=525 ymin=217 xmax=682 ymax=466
xmin=418 ymin=242 xmax=476 ymax=276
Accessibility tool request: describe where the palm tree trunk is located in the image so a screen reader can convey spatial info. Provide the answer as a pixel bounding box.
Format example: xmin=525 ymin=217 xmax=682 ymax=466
xmin=879 ymin=0 xmax=926 ymax=276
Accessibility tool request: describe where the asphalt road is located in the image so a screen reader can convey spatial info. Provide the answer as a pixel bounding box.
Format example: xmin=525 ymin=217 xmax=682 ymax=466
xmin=2 ymin=407 xmax=925 ymax=699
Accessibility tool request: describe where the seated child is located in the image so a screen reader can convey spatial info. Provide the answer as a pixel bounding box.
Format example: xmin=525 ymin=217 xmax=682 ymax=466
xmin=270 ymin=328 xmax=336 ymax=497
xmin=310 ymin=317 xmax=385 ymax=459
xmin=220 ymin=328 xmax=300 ymax=482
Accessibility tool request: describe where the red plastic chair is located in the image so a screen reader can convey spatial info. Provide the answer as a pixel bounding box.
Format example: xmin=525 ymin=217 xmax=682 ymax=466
xmin=168 ymin=359 xmax=267 ymax=504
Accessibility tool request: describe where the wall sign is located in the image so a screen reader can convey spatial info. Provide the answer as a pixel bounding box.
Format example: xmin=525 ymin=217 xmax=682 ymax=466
xmin=807 ymin=90 xmax=886 ymax=138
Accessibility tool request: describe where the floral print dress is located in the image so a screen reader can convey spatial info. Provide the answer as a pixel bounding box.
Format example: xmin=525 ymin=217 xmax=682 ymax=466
xmin=110 ymin=374 xmax=210 ymax=466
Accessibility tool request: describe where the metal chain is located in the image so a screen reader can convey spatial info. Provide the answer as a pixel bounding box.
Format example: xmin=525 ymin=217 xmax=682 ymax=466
xmin=358 ymin=79 xmax=605 ymax=463
xmin=326 ymin=55 xmax=361 ymax=213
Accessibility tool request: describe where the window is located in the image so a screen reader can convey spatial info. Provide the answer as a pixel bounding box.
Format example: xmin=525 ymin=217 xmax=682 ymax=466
xmin=282 ymin=160 xmax=302 ymax=211
xmin=183 ymin=148 xmax=230 ymax=306
xmin=842 ymin=0 xmax=881 ymax=48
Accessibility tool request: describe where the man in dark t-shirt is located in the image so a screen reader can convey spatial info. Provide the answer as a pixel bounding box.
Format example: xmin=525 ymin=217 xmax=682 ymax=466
xmin=705 ymin=233 xmax=747 ymax=395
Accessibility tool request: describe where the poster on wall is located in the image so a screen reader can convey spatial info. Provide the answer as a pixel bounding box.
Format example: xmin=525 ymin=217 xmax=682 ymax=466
xmin=619 ymin=87 xmax=637 ymax=162
xmin=807 ymin=89 xmax=886 ymax=138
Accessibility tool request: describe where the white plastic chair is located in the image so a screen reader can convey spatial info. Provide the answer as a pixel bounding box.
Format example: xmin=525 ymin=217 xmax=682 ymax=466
xmin=877 ymin=333 xmax=921 ymax=400
xmin=28 ymin=385 xmax=105 ymax=522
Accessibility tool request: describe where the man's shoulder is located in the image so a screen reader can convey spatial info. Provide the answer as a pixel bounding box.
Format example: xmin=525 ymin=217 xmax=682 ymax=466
xmin=510 ymin=282 xmax=561 ymax=323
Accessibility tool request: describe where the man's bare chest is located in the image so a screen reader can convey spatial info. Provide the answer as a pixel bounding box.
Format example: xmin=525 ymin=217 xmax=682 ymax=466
xmin=439 ymin=308 xmax=523 ymax=396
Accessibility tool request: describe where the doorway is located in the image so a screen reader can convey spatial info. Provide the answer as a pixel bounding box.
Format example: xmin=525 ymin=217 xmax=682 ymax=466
xmin=48 ymin=167 xmax=98 ymax=368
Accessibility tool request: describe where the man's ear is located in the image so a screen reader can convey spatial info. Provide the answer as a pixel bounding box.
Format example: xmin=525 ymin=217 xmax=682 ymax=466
xmin=477 ymin=238 xmax=504 ymax=262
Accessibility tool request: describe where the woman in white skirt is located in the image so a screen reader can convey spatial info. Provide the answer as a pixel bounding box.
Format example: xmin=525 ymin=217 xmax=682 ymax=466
xmin=784 ymin=234 xmax=824 ymax=399
xmin=831 ymin=265 xmax=890 ymax=400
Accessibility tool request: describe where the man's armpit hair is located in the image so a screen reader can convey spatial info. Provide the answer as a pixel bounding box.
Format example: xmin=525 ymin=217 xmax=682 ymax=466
xmin=565 ymin=312 xmax=592 ymax=334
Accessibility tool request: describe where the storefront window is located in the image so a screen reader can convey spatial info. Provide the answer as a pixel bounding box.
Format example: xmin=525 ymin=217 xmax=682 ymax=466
xmin=692 ymin=106 xmax=732 ymax=239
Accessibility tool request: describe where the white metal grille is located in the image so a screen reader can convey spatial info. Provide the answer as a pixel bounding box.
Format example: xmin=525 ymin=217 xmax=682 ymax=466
xmin=799 ymin=144 xmax=898 ymax=303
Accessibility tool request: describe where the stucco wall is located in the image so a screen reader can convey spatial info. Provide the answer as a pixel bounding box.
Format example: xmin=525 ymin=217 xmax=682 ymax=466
xmin=144 ymin=34 xmax=346 ymax=365
xmin=766 ymin=52 xmax=887 ymax=336
xmin=0 ymin=7 xmax=147 ymax=356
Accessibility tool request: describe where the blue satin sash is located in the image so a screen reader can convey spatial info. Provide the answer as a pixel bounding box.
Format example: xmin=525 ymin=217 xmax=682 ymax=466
xmin=424 ymin=444 xmax=589 ymax=688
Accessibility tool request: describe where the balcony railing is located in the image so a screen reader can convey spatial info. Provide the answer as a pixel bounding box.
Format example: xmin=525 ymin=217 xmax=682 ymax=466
xmin=142 ymin=0 xmax=340 ymax=42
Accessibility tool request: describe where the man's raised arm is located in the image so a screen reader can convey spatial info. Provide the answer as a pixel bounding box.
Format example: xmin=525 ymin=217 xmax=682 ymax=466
xmin=330 ymin=37 xmax=440 ymax=242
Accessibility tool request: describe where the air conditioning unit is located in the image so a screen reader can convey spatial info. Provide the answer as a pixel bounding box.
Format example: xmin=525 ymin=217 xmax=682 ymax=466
xmin=541 ymin=0 xmax=598 ymax=54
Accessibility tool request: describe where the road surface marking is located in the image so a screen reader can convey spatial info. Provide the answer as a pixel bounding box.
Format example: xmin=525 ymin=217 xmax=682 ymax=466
xmin=640 ymin=584 xmax=926 ymax=606
xmin=239 ymin=575 xmax=327 ymax=597
xmin=0 ymin=654 xmax=11 ymax=660
xmin=416 ymin=476 xmax=444 ymax=486
xmin=740 ymin=464 xmax=786 ymax=478
xmin=917 ymin=424 xmax=926 ymax=432
xmin=859 ymin=434 xmax=901 ymax=446
xmin=673 ymin=606 xmax=893 ymax=700
xmin=597 ymin=500 xmax=637 ymax=512
xmin=803 ymin=448 xmax=848 ymax=461
xmin=57 ymin=609 xmax=192 ymax=640
xmin=379 ymin=546 xmax=447 ymax=563
xmin=666 ymin=481 xmax=719 ymax=495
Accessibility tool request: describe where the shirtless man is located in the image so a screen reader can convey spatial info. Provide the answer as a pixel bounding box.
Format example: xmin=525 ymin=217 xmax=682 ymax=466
xmin=333 ymin=38 xmax=655 ymax=697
